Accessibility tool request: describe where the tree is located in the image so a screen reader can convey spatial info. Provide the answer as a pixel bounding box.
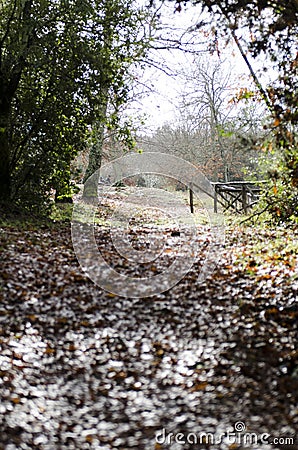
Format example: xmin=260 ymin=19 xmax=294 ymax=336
xmin=178 ymin=57 xmax=235 ymax=181
xmin=82 ymin=0 xmax=150 ymax=183
xmin=180 ymin=56 xmax=269 ymax=181
xmin=145 ymin=0 xmax=297 ymax=216
xmin=138 ymin=55 xmax=265 ymax=182
xmin=207 ymin=0 xmax=298 ymax=221
xmin=163 ymin=0 xmax=298 ymax=220
xmin=0 ymin=0 xmax=149 ymax=209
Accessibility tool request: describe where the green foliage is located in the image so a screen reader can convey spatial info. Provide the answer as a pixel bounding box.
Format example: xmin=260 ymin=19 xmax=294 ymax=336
xmin=259 ymin=147 xmax=298 ymax=223
xmin=50 ymin=203 xmax=73 ymax=223
xmin=0 ymin=0 xmax=150 ymax=212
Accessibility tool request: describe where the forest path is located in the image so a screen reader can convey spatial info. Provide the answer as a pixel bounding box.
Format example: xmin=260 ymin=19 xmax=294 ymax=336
xmin=0 ymin=190 xmax=297 ymax=449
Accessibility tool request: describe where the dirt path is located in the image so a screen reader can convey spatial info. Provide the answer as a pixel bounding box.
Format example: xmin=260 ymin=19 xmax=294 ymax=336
xmin=0 ymin=191 xmax=297 ymax=449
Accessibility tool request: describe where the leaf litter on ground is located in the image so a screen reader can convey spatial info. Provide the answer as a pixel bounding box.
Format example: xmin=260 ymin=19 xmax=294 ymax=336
xmin=0 ymin=192 xmax=297 ymax=449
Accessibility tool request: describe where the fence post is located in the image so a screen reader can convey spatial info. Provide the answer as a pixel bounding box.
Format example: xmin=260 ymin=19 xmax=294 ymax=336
xmin=242 ymin=184 xmax=248 ymax=214
xmin=214 ymin=184 xmax=218 ymax=213
xmin=189 ymin=184 xmax=194 ymax=214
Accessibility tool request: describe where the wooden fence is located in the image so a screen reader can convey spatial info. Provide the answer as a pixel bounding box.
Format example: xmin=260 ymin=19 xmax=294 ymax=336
xmin=188 ymin=180 xmax=266 ymax=214
xmin=211 ymin=181 xmax=266 ymax=214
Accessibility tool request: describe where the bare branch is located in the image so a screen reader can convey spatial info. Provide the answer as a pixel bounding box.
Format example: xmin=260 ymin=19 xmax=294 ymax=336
xmin=229 ymin=29 xmax=273 ymax=113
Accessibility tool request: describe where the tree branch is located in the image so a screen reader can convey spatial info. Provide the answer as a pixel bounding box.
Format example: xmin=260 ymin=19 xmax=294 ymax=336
xmin=0 ymin=0 xmax=17 ymax=52
xmin=229 ymin=29 xmax=273 ymax=113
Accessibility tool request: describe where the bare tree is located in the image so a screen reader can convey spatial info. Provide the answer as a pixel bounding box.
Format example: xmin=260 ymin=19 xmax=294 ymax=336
xmin=138 ymin=54 xmax=266 ymax=182
xmin=176 ymin=55 xmax=265 ymax=181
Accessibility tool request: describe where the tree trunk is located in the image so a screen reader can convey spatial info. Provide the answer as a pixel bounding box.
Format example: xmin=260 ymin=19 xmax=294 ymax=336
xmin=83 ymin=126 xmax=105 ymax=201
xmin=84 ymin=132 xmax=104 ymax=183
xmin=83 ymin=97 xmax=108 ymax=200
xmin=83 ymin=6 xmax=112 ymax=198
xmin=0 ymin=99 xmax=11 ymax=202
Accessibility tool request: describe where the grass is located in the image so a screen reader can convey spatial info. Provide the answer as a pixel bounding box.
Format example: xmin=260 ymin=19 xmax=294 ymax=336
xmin=50 ymin=203 xmax=73 ymax=222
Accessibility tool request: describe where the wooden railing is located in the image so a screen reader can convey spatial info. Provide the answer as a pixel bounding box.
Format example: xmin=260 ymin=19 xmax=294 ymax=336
xmin=211 ymin=181 xmax=266 ymax=214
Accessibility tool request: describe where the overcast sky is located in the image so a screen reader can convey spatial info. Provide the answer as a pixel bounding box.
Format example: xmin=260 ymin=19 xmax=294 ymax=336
xmin=132 ymin=2 xmax=275 ymax=133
